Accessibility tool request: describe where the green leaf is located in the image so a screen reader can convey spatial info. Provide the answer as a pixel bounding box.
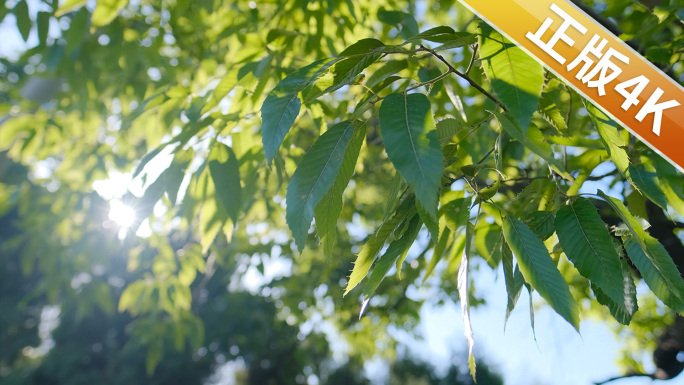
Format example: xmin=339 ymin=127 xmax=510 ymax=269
xmin=555 ymin=198 xmax=632 ymax=318
xmin=459 ymin=222 xmax=476 ymax=379
xmin=591 ymin=250 xmax=637 ymax=325
xmin=361 ymin=214 xmax=422 ymax=309
xmin=627 ymin=165 xmax=669 ymax=213
xmin=261 ymin=58 xmax=337 ymax=164
xmin=624 ymin=236 xmax=684 ymax=313
xmin=417 ymin=200 xmax=439 ymax=245
xmin=379 ymin=93 xmax=443 ymax=219
xmin=209 ymin=143 xmax=242 ymax=223
xmin=407 ymin=26 xmax=456 ymax=43
xmin=322 ymin=39 xmax=385 ymax=95
xmin=377 ymin=9 xmax=419 ymax=39
xmin=37 ymin=11 xmax=50 ymax=46
xmin=345 ymin=196 xmax=414 ymax=296
xmin=365 ymin=60 xmax=408 ymax=88
xmin=432 ymin=33 xmax=478 ymax=51
xmin=494 ymin=111 xmax=572 ymax=180
xmin=436 ymin=118 xmax=466 ymax=146
xmin=598 ymin=190 xmax=684 ymax=312
xmin=14 ymin=0 xmax=30 ymax=42
xmin=287 ymin=121 xmax=356 ymax=251
xmin=382 ymin=173 xmax=406 ymax=221
xmin=91 ymin=0 xmax=128 ymax=27
xmin=146 ymin=338 xmax=163 ymax=375
xmin=423 ymin=224 xmax=452 ymax=283
xmin=474 ymin=224 xmax=503 ymax=268
xmin=501 ymin=242 xmax=525 ymax=329
xmin=479 ymin=24 xmax=543 ymax=131
xmin=586 ymin=103 xmax=629 ymax=175
xmin=315 ymin=123 xmax=366 ymax=257
xmin=442 ymin=196 xmax=472 ymax=232
xmin=539 ymin=88 xmax=567 ymax=134
xmin=503 ymin=216 xmax=579 ymax=330
xmin=55 ymin=0 xmax=87 ymax=16
xmin=522 ymin=211 xmax=555 ymax=241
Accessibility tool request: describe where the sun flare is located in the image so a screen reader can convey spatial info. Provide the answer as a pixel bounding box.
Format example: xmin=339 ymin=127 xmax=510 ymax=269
xmin=108 ymin=200 xmax=136 ymax=229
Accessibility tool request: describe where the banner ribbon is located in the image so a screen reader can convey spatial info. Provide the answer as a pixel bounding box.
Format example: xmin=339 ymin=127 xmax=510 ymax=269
xmin=458 ymin=0 xmax=684 ymax=172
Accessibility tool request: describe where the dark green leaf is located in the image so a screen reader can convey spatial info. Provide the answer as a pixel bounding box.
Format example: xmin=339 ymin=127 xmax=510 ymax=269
xmin=479 ymin=24 xmax=543 ymax=131
xmin=261 ymin=58 xmax=337 ymax=164
xmin=345 ymin=196 xmax=415 ymax=296
xmin=591 ymin=251 xmax=637 ymax=325
xmin=628 ymin=165 xmax=669 ymax=213
xmin=501 ymin=242 xmax=525 ymax=329
xmin=361 ymin=214 xmax=421 ymax=307
xmin=37 ymin=11 xmax=50 ymax=46
xmin=598 ymin=190 xmax=684 ymax=312
xmin=377 ymin=9 xmax=419 ymax=39
xmin=14 ymin=0 xmax=31 ymax=42
xmin=322 ymin=39 xmax=385 ymax=95
xmin=287 ymin=121 xmax=356 ymax=251
xmin=555 ymin=198 xmax=631 ymax=317
xmin=315 ymin=123 xmax=366 ymax=257
xmin=523 ymin=211 xmax=555 ymax=241
xmin=379 ymin=93 xmax=443 ymax=219
xmin=442 ymin=197 xmax=472 ymax=231
xmin=503 ymin=216 xmax=579 ymax=330
xmin=365 ymin=60 xmax=408 ymax=88
xmin=209 ymin=143 xmax=242 ymax=223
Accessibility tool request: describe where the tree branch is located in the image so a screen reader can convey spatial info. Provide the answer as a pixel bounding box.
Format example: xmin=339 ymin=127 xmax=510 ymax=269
xmin=419 ymin=45 xmax=508 ymax=112
xmin=594 ymin=372 xmax=656 ymax=385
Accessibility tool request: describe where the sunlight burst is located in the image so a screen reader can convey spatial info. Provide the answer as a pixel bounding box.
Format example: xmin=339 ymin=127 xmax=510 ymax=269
xmin=109 ymin=200 xmax=136 ymax=229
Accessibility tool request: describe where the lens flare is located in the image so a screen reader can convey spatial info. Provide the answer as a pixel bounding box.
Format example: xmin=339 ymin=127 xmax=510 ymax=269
xmin=109 ymin=200 xmax=136 ymax=229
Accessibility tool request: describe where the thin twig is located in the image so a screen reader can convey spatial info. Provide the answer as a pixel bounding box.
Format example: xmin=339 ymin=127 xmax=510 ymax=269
xmin=594 ymin=372 xmax=656 ymax=385
xmin=420 ymin=44 xmax=508 ymax=112
xmin=465 ymin=44 xmax=479 ymax=75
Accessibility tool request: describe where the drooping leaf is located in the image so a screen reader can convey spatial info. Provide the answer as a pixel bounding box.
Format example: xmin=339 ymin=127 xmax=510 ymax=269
xmin=365 ymin=60 xmax=408 ymax=88
xmin=37 ymin=11 xmax=50 ymax=46
xmin=555 ymin=198 xmax=632 ymax=317
xmin=494 ymin=111 xmax=571 ymax=180
xmin=345 ymin=196 xmax=415 ymax=296
xmin=598 ymin=190 xmax=684 ymax=312
xmin=377 ymin=9 xmax=419 ymax=39
xmin=501 ymin=241 xmax=525 ymax=329
xmin=286 ymin=121 xmax=357 ymax=251
xmin=261 ymin=58 xmax=337 ymax=164
xmin=209 ymin=143 xmax=242 ymax=223
xmin=442 ymin=196 xmax=472 ymax=232
xmin=586 ymin=103 xmax=630 ymax=176
xmin=591 ymin=247 xmax=637 ymax=325
xmin=628 ymin=165 xmax=669 ymax=213
xmin=322 ymin=39 xmax=385 ymax=95
xmin=315 ymin=123 xmax=366 ymax=257
xmin=459 ymin=222 xmax=476 ymax=379
xmin=479 ymin=23 xmax=544 ymax=130
xmin=55 ymin=0 xmax=87 ymax=16
xmin=91 ymin=0 xmax=129 ymax=27
xmin=361 ymin=214 xmax=422 ymax=309
xmin=379 ymin=93 xmax=443 ymax=219
xmin=503 ymin=216 xmax=579 ymax=330
xmin=382 ymin=173 xmax=406 ymax=221
xmin=423 ymin=223 xmax=452 ymax=283
xmin=14 ymin=0 xmax=30 ymax=42
xmin=523 ymin=211 xmax=555 ymax=241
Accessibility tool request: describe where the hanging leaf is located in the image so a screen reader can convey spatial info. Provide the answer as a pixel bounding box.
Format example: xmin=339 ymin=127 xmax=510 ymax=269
xmin=14 ymin=0 xmax=31 ymax=42
xmin=628 ymin=165 xmax=669 ymax=214
xmin=591 ymin=248 xmax=637 ymax=325
xmin=209 ymin=143 xmax=242 ymax=223
xmin=361 ymin=214 xmax=422 ymax=312
xmin=494 ymin=111 xmax=572 ymax=180
xmin=501 ymin=241 xmax=525 ymax=329
xmin=321 ymin=39 xmax=385 ymax=95
xmin=423 ymin=223 xmax=452 ymax=283
xmin=598 ymin=190 xmax=684 ymax=312
xmin=459 ymin=222 xmax=477 ymax=379
xmin=503 ymin=216 xmax=579 ymax=330
xmin=379 ymin=93 xmax=443 ymax=220
xmin=286 ymin=120 xmax=357 ymax=251
xmin=555 ymin=198 xmax=632 ymax=318
xmin=315 ymin=123 xmax=366 ymax=257
xmin=586 ymin=103 xmax=630 ymax=176
xmin=91 ymin=0 xmax=129 ymax=27
xmin=377 ymin=9 xmax=419 ymax=39
xmin=344 ymin=196 xmax=415 ymax=296
xmin=522 ymin=211 xmax=555 ymax=241
xmin=479 ymin=23 xmax=544 ymax=131
xmin=261 ymin=58 xmax=337 ymax=164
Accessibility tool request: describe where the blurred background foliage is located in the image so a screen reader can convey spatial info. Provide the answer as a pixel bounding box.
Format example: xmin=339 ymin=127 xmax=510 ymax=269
xmin=0 ymin=0 xmax=683 ymax=383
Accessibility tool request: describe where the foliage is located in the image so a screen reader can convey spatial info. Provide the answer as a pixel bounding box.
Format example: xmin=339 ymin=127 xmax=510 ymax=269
xmin=1 ymin=0 xmax=684 ymax=381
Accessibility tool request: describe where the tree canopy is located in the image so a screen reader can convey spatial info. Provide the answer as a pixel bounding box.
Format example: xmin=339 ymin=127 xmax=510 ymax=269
xmin=1 ymin=0 xmax=684 ymax=383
